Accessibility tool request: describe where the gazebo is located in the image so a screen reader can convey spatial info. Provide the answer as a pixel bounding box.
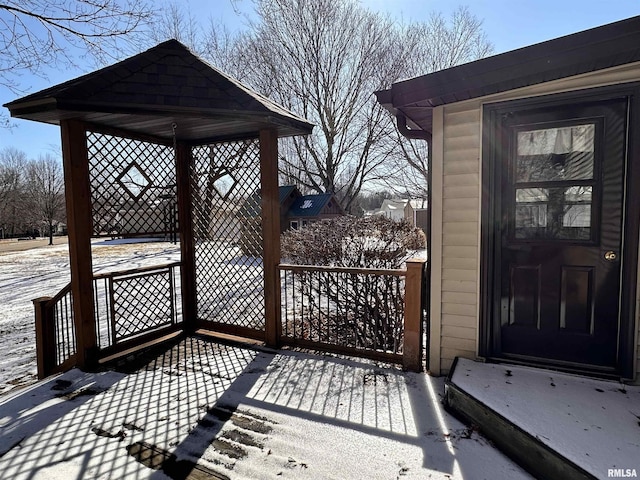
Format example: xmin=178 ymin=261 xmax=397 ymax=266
xmin=4 ymin=40 xmax=313 ymax=371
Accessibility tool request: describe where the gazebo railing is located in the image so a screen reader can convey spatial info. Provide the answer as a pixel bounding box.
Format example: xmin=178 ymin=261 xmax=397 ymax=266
xmin=33 ymin=257 xmax=424 ymax=378
xmin=93 ymin=262 xmax=183 ymax=352
xmin=278 ymin=259 xmax=426 ymax=369
xmin=33 ymin=262 xmax=182 ymax=378
xmin=33 ymin=284 xmax=77 ymax=379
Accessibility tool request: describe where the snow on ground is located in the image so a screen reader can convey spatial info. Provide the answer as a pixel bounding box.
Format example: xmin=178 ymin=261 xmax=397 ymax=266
xmin=451 ymin=358 xmax=640 ymax=478
xmin=0 ymin=337 xmax=532 ymax=479
xmin=0 ymin=238 xmax=180 ymax=395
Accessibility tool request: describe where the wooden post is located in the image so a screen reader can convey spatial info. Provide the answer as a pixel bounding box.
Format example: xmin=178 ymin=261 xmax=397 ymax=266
xmin=403 ymin=258 xmax=426 ymax=372
xmin=33 ymin=297 xmax=55 ymax=379
xmin=60 ymin=119 xmax=98 ymax=369
xmin=175 ymin=141 xmax=197 ymax=331
xmin=259 ymin=128 xmax=281 ymax=348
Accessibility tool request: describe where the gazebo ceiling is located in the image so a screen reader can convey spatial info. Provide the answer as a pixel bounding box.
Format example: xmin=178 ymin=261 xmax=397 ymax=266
xmin=4 ymin=39 xmax=313 ymax=143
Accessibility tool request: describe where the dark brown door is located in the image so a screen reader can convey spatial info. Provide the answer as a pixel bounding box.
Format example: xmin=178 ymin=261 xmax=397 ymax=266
xmin=496 ymin=98 xmax=627 ymax=370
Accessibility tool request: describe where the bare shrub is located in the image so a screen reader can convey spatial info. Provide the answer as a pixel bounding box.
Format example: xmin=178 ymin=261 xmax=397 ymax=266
xmin=280 ymin=216 xmax=426 ymax=353
xmin=281 ymin=215 xmax=426 ymax=268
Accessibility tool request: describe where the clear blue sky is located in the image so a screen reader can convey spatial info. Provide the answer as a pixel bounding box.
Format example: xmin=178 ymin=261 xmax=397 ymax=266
xmin=1 ymin=0 xmax=639 ymax=161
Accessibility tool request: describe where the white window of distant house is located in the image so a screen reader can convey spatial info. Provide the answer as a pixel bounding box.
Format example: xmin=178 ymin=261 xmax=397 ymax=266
xmin=290 ymin=220 xmax=299 ymax=229
xmin=302 ymin=220 xmax=308 ymax=227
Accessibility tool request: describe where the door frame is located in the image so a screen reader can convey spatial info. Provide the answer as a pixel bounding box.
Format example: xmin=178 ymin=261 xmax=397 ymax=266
xmin=480 ymin=83 xmax=640 ymax=379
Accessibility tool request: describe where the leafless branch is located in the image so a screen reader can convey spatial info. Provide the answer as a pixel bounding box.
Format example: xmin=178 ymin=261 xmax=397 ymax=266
xmin=0 ymin=0 xmax=153 ymax=92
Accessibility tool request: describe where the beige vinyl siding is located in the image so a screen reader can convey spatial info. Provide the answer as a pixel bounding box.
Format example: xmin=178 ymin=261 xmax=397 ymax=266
xmin=441 ymin=291 xmax=476 ymax=305
xmin=438 ymin=103 xmax=481 ymax=372
xmin=444 ymin=158 xmax=478 ymax=175
xmin=428 ymin=106 xmax=444 ymax=373
xmin=441 ymin=302 xmax=477 ymax=316
xmin=442 ymin=269 xmax=477 ymax=281
xmin=431 ymin=60 xmax=640 ymax=380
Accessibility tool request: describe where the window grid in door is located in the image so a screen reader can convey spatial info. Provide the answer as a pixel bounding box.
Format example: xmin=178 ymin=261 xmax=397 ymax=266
xmin=510 ymin=120 xmax=601 ymax=242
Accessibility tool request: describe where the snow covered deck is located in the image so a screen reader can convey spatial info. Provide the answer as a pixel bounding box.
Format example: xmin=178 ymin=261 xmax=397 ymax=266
xmin=0 ymin=336 xmax=531 ymax=479
xmin=445 ymin=357 xmax=640 ymax=480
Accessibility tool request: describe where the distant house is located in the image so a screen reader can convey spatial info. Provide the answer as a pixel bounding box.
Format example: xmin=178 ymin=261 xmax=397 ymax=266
xmin=113 ymin=199 xmax=177 ymax=238
xmin=286 ymin=193 xmax=345 ymax=230
xmin=377 ymin=198 xmax=414 ymax=223
xmin=54 ymin=222 xmax=67 ymax=236
xmin=205 ymin=200 xmax=241 ymax=241
xmin=238 ymin=185 xmax=345 ymax=255
xmin=374 ymin=198 xmax=428 ymax=231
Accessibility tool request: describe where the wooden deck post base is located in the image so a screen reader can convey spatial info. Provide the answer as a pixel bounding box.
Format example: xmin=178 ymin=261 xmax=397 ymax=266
xmin=33 ymin=297 xmax=55 ymax=379
xmin=403 ymin=258 xmax=426 ymax=372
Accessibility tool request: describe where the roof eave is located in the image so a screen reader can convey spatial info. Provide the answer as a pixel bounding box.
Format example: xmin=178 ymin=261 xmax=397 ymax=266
xmin=4 ymin=98 xmax=58 ymax=117
xmin=379 ymin=15 xmax=640 ymax=131
xmin=6 ymin=98 xmax=314 ymax=138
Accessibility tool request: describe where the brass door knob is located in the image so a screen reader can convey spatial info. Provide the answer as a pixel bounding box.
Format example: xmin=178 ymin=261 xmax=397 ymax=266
xmin=604 ymin=251 xmax=618 ymax=262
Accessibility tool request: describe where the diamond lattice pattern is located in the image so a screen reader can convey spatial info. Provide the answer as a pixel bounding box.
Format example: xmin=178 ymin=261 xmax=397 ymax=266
xmin=112 ymin=271 xmax=175 ymax=341
xmin=117 ymin=162 xmax=152 ymax=200
xmin=87 ymin=131 xmax=177 ymax=237
xmin=191 ymin=140 xmax=265 ymax=330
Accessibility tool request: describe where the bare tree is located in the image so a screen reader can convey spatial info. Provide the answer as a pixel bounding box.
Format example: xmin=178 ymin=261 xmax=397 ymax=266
xmin=146 ymin=1 xmax=243 ymax=72
xmin=376 ymin=134 xmax=430 ymax=201
xmin=25 ymin=154 xmax=66 ymax=245
xmin=224 ymin=0 xmax=411 ymax=212
xmin=200 ymin=0 xmax=492 ymax=212
xmin=376 ymin=6 xmax=493 ymax=200
xmin=201 ymin=18 xmax=245 ymax=76
xmin=0 ymin=147 xmax=29 ymax=237
xmin=0 ymin=0 xmax=153 ymax=127
xmin=403 ymin=7 xmax=493 ymax=77
xmin=148 ymin=2 xmax=202 ymax=54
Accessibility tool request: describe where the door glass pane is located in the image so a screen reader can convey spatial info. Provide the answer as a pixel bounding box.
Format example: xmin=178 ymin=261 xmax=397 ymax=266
xmin=563 ymin=186 xmax=591 ymax=229
xmin=515 ymin=186 xmax=591 ymax=240
xmin=516 ymin=124 xmax=595 ymax=182
xmin=515 ymin=188 xmax=548 ymax=233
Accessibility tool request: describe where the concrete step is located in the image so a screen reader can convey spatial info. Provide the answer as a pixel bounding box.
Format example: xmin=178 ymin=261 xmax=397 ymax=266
xmin=443 ymin=357 xmax=639 ymax=480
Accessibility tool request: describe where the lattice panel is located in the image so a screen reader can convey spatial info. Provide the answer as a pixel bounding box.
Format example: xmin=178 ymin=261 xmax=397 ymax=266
xmin=191 ymin=140 xmax=265 ymax=330
xmin=112 ymin=270 xmax=176 ymax=341
xmin=87 ymin=131 xmax=178 ymax=237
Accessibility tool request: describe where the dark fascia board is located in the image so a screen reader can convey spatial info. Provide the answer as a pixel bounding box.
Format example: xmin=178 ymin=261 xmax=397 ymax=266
xmin=8 ymin=98 xmax=313 ymax=139
xmin=5 ymin=97 xmax=313 ymax=139
xmin=374 ymin=89 xmax=393 ymax=111
xmin=381 ymin=15 xmax=640 ymax=112
xmin=8 ymin=99 xmax=261 ymax=121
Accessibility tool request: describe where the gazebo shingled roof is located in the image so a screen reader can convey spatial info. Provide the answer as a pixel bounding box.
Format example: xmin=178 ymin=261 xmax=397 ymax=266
xmin=3 ymin=39 xmax=313 ymax=142
xmin=3 ymin=40 xmax=314 ymax=371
